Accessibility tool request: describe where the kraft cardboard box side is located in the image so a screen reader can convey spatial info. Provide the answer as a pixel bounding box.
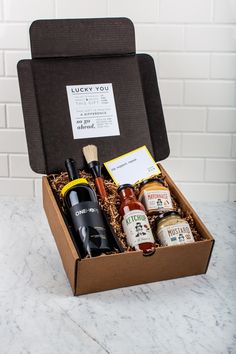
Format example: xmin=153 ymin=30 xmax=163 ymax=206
xmin=43 ymin=165 xmax=214 ymax=296
xmin=18 ymin=18 xmax=215 ymax=296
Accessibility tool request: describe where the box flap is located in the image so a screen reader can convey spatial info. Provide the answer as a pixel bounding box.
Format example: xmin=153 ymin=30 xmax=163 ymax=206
xmin=18 ymin=18 xmax=169 ymax=174
xmin=30 ymin=18 xmax=135 ymax=59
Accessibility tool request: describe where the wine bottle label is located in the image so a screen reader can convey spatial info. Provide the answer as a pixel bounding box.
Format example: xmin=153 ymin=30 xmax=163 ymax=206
xmin=70 ymin=201 xmax=110 ymax=255
xmin=122 ymin=210 xmax=154 ymax=248
xmin=142 ymin=189 xmax=173 ymax=212
xmin=157 ymin=223 xmax=195 ymax=246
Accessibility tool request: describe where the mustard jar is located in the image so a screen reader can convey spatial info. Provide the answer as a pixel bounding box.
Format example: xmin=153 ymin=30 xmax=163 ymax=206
xmin=156 ymin=211 xmax=195 ymax=246
xmin=139 ymin=177 xmax=173 ymax=215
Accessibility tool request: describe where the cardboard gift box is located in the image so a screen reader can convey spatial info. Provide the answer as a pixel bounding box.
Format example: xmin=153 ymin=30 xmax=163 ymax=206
xmin=18 ymin=18 xmax=214 ymax=295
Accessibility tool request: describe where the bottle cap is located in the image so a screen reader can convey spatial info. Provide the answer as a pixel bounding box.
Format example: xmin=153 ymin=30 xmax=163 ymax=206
xmin=158 ymin=210 xmax=180 ymax=220
xmin=61 ymin=178 xmax=88 ymax=197
xmin=117 ymin=184 xmax=134 ymax=194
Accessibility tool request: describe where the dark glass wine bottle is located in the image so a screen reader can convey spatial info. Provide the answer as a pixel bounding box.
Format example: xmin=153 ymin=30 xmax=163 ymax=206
xmin=61 ymin=158 xmax=111 ymax=257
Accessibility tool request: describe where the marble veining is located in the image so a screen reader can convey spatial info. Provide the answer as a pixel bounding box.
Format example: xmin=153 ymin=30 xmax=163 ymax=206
xmin=0 ymin=197 xmax=235 ymax=354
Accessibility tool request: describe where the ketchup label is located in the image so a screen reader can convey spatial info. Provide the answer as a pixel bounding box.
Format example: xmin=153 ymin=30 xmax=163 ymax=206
xmin=158 ymin=223 xmax=195 ymax=246
xmin=142 ymin=189 xmax=173 ymax=212
xmin=122 ymin=210 xmax=154 ymax=248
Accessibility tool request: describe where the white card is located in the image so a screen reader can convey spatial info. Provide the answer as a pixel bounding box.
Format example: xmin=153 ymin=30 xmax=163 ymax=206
xmin=66 ymin=83 xmax=120 ymax=139
xmin=104 ymin=146 xmax=161 ymax=186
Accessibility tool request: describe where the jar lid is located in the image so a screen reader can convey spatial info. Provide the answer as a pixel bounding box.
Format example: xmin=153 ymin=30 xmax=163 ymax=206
xmin=157 ymin=210 xmax=180 ymax=221
xmin=117 ymin=184 xmax=134 ymax=193
xmin=140 ymin=177 xmax=164 ymax=187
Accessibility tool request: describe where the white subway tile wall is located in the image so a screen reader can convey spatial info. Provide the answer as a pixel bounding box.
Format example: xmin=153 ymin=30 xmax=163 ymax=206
xmin=0 ymin=154 xmax=8 ymax=176
xmin=0 ymin=51 xmax=4 ymax=75
xmin=214 ymin=0 xmax=236 ymax=23
xmin=159 ymin=0 xmax=211 ymax=23
xmin=207 ymin=109 xmax=236 ymax=132
xmin=182 ymin=134 xmax=232 ymax=157
xmin=56 ymin=0 xmax=108 ymax=18
xmin=163 ymin=107 xmax=206 ymax=132
xmin=185 ymin=26 xmax=236 ymax=52
xmin=211 ymin=54 xmax=236 ymax=79
xmin=0 ymin=0 xmax=235 ymax=201
xmin=205 ymin=159 xmax=236 ymax=183
xmin=0 ymin=77 xmax=20 ymax=102
xmin=4 ymin=0 xmax=54 ymax=21
xmin=162 ymin=158 xmax=205 ymax=182
xmin=6 ymin=104 xmax=24 ymax=128
xmin=232 ymin=135 xmax=236 ymax=158
xmin=158 ymin=53 xmax=210 ymax=79
xmin=184 ymin=81 xmax=235 ymax=106
xmin=34 ymin=178 xmax=42 ymax=198
xmin=0 ymin=24 xmax=29 ymax=49
xmin=176 ymin=183 xmax=229 ymax=202
xmin=229 ymin=184 xmax=236 ymax=202
xmin=159 ymin=80 xmax=183 ymax=105
xmin=0 ymin=104 xmax=5 ymax=127
xmin=135 ymin=25 xmax=184 ymax=51
xmin=0 ymin=130 xmax=27 ymax=153
xmin=0 ymin=3 xmax=3 ymax=20
xmin=109 ymin=0 xmax=158 ymax=23
xmin=9 ymin=154 xmax=38 ymax=177
xmin=5 ymin=50 xmax=31 ymax=76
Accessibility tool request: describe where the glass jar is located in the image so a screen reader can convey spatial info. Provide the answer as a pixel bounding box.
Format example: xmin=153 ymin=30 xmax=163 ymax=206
xmin=139 ymin=177 xmax=173 ymax=215
xmin=156 ymin=211 xmax=195 ymax=246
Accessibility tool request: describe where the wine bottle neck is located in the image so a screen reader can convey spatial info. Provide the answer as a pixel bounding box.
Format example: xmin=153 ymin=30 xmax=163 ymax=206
xmin=65 ymin=158 xmax=79 ymax=181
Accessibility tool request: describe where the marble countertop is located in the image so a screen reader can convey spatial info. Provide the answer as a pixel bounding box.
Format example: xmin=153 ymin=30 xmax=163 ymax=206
xmin=0 ymin=197 xmax=235 ymax=354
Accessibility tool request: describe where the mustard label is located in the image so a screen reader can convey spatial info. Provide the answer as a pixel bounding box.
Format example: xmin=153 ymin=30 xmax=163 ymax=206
xmin=157 ymin=222 xmax=195 ymax=246
xmin=142 ymin=189 xmax=173 ymax=212
xmin=122 ymin=210 xmax=154 ymax=248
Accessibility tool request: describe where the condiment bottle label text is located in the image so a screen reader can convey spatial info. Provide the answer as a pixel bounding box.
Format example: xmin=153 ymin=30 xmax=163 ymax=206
xmin=158 ymin=222 xmax=195 ymax=246
xmin=122 ymin=210 xmax=154 ymax=248
xmin=142 ymin=190 xmax=173 ymax=211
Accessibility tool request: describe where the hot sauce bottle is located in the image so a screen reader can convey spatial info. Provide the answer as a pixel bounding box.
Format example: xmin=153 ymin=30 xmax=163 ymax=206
xmin=118 ymin=184 xmax=155 ymax=256
xmin=61 ymin=158 xmax=111 ymax=257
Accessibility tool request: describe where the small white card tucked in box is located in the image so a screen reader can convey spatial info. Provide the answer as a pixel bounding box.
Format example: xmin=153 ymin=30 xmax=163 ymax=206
xmin=66 ymin=83 xmax=120 ymax=140
xmin=104 ymin=146 xmax=161 ymax=186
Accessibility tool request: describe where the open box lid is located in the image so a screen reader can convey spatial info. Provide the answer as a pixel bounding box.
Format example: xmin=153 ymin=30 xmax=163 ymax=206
xmin=17 ymin=18 xmax=169 ymax=175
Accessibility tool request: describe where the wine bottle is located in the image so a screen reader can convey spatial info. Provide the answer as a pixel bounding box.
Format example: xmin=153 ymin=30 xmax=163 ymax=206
xmin=61 ymin=158 xmax=111 ymax=257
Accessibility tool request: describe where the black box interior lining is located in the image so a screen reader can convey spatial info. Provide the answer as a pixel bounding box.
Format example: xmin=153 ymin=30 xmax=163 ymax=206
xmin=31 ymin=55 xmax=154 ymax=173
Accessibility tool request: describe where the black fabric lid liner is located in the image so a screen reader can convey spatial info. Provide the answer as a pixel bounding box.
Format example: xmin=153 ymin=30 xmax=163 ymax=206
xmin=30 ymin=18 xmax=136 ymax=58
xmin=17 ymin=18 xmax=169 ymax=175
